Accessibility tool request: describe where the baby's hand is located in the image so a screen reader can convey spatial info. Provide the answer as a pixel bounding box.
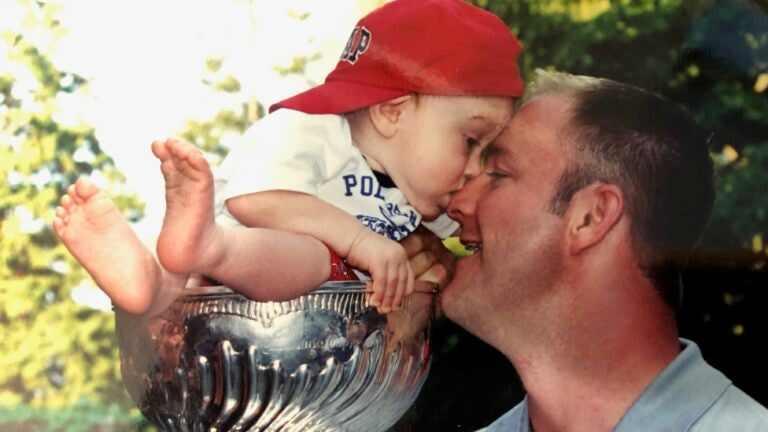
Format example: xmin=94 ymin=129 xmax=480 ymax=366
xmin=346 ymin=228 xmax=414 ymax=313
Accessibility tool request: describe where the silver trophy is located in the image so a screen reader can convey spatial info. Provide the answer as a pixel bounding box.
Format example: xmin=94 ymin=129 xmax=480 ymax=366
xmin=115 ymin=281 xmax=435 ymax=431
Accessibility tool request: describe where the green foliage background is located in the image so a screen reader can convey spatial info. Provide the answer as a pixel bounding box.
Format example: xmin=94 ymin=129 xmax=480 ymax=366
xmin=0 ymin=0 xmax=765 ymax=430
xmin=0 ymin=0 xmax=142 ymax=414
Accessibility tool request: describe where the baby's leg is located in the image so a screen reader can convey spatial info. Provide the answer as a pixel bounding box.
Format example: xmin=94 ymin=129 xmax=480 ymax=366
xmin=53 ymin=178 xmax=162 ymax=315
xmin=202 ymin=226 xmax=332 ymax=301
xmin=153 ymin=138 xmax=331 ymax=300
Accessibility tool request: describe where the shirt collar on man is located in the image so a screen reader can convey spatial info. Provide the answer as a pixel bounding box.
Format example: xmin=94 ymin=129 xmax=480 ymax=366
xmin=477 ymin=339 xmax=733 ymax=432
xmin=613 ymin=338 xmax=731 ymax=430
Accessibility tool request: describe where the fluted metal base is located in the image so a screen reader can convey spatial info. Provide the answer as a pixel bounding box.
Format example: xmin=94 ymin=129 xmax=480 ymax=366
xmin=115 ymin=281 xmax=434 ymax=431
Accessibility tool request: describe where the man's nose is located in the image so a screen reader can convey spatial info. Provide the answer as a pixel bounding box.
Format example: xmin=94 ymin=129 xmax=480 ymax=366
xmin=447 ymin=173 xmax=488 ymax=224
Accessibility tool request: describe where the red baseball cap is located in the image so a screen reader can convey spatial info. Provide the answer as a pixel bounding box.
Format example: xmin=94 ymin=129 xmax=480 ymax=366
xmin=269 ymin=0 xmax=524 ymax=114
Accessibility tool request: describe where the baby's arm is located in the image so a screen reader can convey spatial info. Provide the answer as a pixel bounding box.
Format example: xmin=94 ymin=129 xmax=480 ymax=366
xmin=226 ymin=190 xmax=413 ymax=312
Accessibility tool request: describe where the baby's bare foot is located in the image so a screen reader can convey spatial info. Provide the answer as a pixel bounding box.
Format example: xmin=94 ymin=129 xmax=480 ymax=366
xmin=53 ymin=178 xmax=159 ymax=314
xmin=153 ymin=138 xmax=217 ymax=274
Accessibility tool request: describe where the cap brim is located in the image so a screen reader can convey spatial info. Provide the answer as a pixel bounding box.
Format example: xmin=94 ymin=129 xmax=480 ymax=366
xmin=269 ymin=80 xmax=410 ymax=114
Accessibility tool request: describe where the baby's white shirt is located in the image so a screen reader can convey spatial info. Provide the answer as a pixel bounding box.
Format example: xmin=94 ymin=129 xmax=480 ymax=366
xmin=214 ymin=109 xmax=458 ymax=241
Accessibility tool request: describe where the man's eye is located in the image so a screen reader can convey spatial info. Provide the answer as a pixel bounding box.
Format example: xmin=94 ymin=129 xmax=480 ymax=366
xmin=486 ymin=171 xmax=506 ymax=181
xmin=483 ymin=160 xmax=511 ymax=183
xmin=466 ymin=137 xmax=479 ymax=148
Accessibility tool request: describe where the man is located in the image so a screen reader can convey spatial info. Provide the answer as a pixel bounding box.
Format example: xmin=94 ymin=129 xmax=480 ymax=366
xmin=441 ymin=70 xmax=768 ymax=431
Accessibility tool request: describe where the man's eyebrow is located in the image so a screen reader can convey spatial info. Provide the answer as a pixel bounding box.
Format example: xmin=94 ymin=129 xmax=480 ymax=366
xmin=480 ymin=143 xmax=503 ymax=169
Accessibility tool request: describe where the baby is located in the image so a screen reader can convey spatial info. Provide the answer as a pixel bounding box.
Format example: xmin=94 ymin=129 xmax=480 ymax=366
xmin=54 ymin=0 xmax=523 ymax=315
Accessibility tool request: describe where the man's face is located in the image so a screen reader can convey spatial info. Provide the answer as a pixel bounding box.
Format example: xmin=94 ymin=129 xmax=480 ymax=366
xmin=441 ymin=95 xmax=574 ymax=340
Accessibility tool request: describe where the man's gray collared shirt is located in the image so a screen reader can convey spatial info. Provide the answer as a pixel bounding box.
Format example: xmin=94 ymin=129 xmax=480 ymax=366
xmin=478 ymin=339 xmax=768 ymax=431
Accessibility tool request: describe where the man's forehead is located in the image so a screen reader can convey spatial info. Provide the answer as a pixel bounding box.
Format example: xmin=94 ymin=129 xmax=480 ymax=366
xmin=517 ymin=95 xmax=571 ymax=124
xmin=507 ymin=96 xmax=571 ymax=138
xmin=482 ymin=96 xmax=572 ymax=162
xmin=486 ymin=114 xmax=526 ymax=156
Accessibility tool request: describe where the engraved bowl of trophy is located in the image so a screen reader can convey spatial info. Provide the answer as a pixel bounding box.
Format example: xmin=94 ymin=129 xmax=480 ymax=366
xmin=115 ymin=281 xmax=435 ymax=431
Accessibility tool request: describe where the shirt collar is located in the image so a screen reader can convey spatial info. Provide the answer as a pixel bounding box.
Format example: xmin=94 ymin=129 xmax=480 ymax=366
xmin=487 ymin=339 xmax=731 ymax=432
xmin=480 ymin=397 xmax=530 ymax=432
xmin=372 ymin=170 xmax=396 ymax=188
xmin=614 ymin=338 xmax=732 ymax=431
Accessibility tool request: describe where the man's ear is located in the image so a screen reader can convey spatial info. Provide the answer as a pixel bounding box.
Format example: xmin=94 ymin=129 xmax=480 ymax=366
xmin=368 ymin=94 xmax=413 ymax=138
xmin=567 ymin=184 xmax=624 ymax=255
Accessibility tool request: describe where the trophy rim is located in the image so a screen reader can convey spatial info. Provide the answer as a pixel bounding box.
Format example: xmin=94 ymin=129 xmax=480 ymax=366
xmin=181 ymin=280 xmax=439 ymax=297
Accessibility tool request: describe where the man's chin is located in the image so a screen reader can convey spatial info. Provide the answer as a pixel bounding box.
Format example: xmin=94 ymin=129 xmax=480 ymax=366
xmin=439 ymin=257 xmax=484 ymax=317
xmin=454 ymin=250 xmax=480 ymax=273
xmin=437 ymin=279 xmax=467 ymax=321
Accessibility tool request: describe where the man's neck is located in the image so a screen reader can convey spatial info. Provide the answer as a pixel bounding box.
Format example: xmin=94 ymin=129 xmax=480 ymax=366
xmin=507 ymin=279 xmax=680 ymax=431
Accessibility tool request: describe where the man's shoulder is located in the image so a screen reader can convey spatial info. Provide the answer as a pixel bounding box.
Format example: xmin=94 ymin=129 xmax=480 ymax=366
xmin=617 ymin=339 xmax=768 ymax=431
xmin=691 ymin=384 xmax=768 ymax=431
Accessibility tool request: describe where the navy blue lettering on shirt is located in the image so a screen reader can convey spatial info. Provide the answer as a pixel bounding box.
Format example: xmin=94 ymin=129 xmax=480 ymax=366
xmin=357 ymin=214 xmax=412 ymax=241
xmin=341 ymin=173 xmax=419 ymax=241
xmin=356 ymin=202 xmax=418 ymax=241
xmin=342 ymin=174 xmax=385 ymax=200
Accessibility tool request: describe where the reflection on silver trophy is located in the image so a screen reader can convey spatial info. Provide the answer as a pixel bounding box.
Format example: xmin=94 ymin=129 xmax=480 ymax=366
xmin=115 ymin=281 xmax=435 ymax=431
